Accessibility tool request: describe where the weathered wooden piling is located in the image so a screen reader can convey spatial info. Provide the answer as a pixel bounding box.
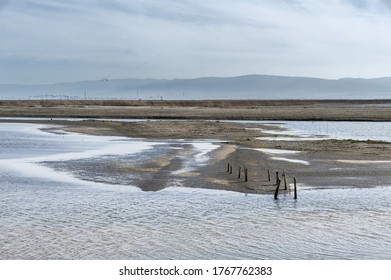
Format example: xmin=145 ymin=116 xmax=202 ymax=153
xmin=238 ymin=166 xmax=241 ymax=179
xmin=227 ymin=163 xmax=230 ymax=173
xmin=244 ymin=168 xmax=248 ymax=182
xmin=267 ymin=169 xmax=270 ymax=181
xmin=294 ymin=177 xmax=297 ymax=200
xmin=275 ymin=171 xmax=279 ymax=185
xmin=274 ymin=178 xmax=281 ymax=200
xmin=283 ymin=173 xmax=287 ymax=190
xmin=230 ymin=165 xmax=233 ymax=174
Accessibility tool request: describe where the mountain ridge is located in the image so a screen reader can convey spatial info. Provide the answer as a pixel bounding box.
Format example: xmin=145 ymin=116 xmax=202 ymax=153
xmin=1 ymin=74 xmax=391 ymax=100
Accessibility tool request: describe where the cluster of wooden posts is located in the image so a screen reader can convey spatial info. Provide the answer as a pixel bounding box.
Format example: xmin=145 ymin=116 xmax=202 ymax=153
xmin=226 ymin=162 xmax=298 ymax=200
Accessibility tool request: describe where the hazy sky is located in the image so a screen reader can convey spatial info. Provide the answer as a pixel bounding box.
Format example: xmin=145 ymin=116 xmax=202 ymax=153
xmin=1 ymin=0 xmax=391 ymax=84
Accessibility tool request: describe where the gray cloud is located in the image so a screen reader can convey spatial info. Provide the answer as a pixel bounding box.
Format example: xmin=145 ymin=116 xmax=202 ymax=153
xmin=379 ymin=0 xmax=391 ymax=9
xmin=1 ymin=0 xmax=391 ymax=84
xmin=343 ymin=0 xmax=391 ymax=12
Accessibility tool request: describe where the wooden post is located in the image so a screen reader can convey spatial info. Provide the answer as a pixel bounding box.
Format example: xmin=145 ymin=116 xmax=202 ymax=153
xmin=274 ymin=178 xmax=281 ymax=200
xmin=244 ymin=168 xmax=248 ymax=182
xmin=267 ymin=169 xmax=270 ymax=181
xmin=230 ymin=165 xmax=233 ymax=174
xmin=238 ymin=166 xmax=241 ymax=179
xmin=227 ymin=163 xmax=230 ymax=173
xmin=294 ymin=177 xmax=297 ymax=200
xmin=276 ymin=171 xmax=279 ymax=185
xmin=283 ymin=173 xmax=287 ymax=190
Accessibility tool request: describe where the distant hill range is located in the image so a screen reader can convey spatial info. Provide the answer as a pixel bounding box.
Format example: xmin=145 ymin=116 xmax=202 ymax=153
xmin=1 ymin=74 xmax=391 ymax=100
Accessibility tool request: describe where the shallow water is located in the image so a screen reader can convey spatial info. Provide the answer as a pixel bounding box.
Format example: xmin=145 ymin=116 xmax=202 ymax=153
xmin=258 ymin=121 xmax=391 ymax=142
xmin=1 ymin=123 xmax=391 ymax=259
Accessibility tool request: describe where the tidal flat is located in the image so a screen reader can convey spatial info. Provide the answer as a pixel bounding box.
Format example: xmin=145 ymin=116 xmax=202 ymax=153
xmin=1 ymin=100 xmax=391 ymax=259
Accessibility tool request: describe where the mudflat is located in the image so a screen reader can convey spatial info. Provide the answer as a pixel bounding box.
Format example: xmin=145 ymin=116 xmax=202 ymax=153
xmin=1 ymin=99 xmax=391 ymax=195
xmin=2 ymin=99 xmax=391 ymax=120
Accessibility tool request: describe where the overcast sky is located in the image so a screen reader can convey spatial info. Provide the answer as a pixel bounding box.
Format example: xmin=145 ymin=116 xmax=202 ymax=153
xmin=1 ymin=0 xmax=391 ymax=84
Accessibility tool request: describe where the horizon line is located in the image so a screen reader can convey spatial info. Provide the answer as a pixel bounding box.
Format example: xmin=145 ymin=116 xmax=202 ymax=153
xmin=2 ymin=74 xmax=391 ymax=86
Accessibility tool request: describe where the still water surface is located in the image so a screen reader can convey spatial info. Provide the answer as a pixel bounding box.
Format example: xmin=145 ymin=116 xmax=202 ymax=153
xmin=0 ymin=122 xmax=391 ymax=259
xmin=260 ymin=121 xmax=391 ymax=142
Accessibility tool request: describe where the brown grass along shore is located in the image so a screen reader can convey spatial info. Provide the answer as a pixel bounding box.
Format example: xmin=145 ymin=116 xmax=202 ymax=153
xmin=2 ymin=99 xmax=391 ymax=120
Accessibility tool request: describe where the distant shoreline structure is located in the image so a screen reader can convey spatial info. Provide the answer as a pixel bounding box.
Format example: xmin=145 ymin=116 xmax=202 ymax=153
xmin=2 ymin=99 xmax=391 ymax=104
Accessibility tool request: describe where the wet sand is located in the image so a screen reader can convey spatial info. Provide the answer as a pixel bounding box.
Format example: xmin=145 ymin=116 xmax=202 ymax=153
xmin=2 ymin=100 xmax=391 ymax=194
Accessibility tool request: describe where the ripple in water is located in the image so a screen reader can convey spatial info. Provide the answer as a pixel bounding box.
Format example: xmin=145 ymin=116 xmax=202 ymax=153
xmin=1 ymin=178 xmax=391 ymax=259
xmin=1 ymin=123 xmax=391 ymax=259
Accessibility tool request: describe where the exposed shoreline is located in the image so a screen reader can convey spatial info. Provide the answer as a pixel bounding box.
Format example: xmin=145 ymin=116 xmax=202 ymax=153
xmin=2 ymin=100 xmax=391 ymax=194
xmin=2 ymin=99 xmax=391 ymax=121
